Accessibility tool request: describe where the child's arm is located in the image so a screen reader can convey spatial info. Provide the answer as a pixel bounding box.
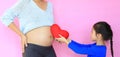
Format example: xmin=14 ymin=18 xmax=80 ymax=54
xmin=68 ymin=40 xmax=95 ymax=54
xmin=56 ymin=34 xmax=95 ymax=55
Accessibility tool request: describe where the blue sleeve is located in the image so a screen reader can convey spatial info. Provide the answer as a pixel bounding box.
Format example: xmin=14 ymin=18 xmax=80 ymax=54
xmin=1 ymin=9 xmax=18 ymax=26
xmin=0 ymin=0 xmax=24 ymax=26
xmin=68 ymin=40 xmax=96 ymax=55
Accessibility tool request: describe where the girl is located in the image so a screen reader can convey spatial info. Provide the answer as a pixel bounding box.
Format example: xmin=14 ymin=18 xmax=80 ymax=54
xmin=1 ymin=0 xmax=56 ymax=57
xmin=56 ymin=21 xmax=114 ymax=57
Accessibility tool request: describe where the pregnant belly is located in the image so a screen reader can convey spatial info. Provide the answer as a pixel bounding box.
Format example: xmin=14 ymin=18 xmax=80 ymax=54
xmin=25 ymin=26 xmax=54 ymax=46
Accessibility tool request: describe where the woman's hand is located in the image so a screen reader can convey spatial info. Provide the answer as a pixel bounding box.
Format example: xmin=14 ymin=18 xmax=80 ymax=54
xmin=56 ymin=34 xmax=70 ymax=44
xmin=8 ymin=23 xmax=27 ymax=53
xmin=20 ymin=34 xmax=27 ymax=53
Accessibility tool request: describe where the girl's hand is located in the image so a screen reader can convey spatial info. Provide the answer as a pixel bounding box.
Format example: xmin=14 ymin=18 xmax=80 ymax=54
xmin=20 ymin=34 xmax=27 ymax=53
xmin=56 ymin=34 xmax=69 ymax=44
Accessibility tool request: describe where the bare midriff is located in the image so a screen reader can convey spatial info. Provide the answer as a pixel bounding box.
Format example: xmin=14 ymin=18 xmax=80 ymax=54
xmin=25 ymin=26 xmax=54 ymax=47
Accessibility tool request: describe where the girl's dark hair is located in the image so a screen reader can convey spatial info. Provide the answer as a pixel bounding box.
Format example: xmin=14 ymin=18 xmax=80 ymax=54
xmin=93 ymin=21 xmax=114 ymax=57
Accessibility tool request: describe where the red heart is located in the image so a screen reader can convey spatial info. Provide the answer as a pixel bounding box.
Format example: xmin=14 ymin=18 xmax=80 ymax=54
xmin=51 ymin=24 xmax=69 ymax=39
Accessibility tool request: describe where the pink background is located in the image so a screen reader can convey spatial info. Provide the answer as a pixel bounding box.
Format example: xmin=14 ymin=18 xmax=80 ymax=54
xmin=0 ymin=0 xmax=120 ymax=57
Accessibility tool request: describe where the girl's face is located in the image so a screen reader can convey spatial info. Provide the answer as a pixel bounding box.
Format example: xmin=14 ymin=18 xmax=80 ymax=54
xmin=91 ymin=28 xmax=97 ymax=41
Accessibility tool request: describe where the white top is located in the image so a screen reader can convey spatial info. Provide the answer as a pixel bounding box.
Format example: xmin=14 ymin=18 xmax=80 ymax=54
xmin=1 ymin=0 xmax=54 ymax=34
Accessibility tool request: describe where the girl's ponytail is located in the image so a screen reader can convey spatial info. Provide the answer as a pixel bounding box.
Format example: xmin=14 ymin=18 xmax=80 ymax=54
xmin=110 ymin=37 xmax=114 ymax=57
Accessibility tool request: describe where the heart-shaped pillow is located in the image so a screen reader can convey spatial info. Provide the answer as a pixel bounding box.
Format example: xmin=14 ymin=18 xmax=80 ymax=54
xmin=51 ymin=24 xmax=69 ymax=39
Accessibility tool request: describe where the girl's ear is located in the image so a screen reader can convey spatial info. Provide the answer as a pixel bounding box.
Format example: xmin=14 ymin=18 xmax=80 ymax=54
xmin=96 ymin=33 xmax=102 ymax=39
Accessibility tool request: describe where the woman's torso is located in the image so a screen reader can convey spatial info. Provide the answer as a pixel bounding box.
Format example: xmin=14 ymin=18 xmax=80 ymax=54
xmin=26 ymin=26 xmax=54 ymax=46
xmin=18 ymin=0 xmax=54 ymax=46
